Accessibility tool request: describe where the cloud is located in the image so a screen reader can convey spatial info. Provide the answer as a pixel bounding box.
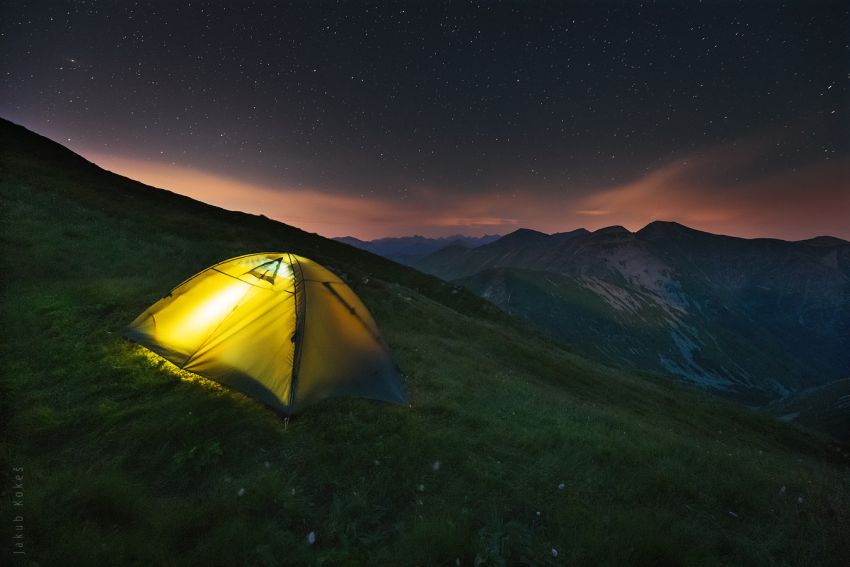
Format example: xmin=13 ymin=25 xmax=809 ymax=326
xmin=83 ymin=141 xmax=849 ymax=241
xmin=575 ymin=144 xmax=850 ymax=239
xmin=82 ymin=152 xmax=526 ymax=238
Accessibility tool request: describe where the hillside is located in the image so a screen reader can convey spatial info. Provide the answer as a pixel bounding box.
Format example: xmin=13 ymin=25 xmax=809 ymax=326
xmin=770 ymin=378 xmax=850 ymax=442
xmin=1 ymin=118 xmax=848 ymax=565
xmin=414 ymin=224 xmax=850 ymax=419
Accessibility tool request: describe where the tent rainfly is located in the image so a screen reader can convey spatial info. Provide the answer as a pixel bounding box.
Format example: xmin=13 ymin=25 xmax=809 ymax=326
xmin=125 ymin=252 xmax=406 ymax=414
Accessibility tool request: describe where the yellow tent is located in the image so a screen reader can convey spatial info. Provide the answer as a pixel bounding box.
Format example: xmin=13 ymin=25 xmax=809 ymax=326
xmin=125 ymin=253 xmax=406 ymax=414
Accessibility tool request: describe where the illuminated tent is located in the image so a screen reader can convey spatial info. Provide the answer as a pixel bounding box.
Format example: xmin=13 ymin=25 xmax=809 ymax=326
xmin=125 ymin=253 xmax=406 ymax=414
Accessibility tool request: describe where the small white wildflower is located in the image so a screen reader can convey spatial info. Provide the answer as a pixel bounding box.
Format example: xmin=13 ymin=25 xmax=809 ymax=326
xmin=432 ymin=461 xmax=441 ymax=471
xmin=307 ymin=531 xmax=316 ymax=545
xmin=551 ymin=548 xmax=559 ymax=558
xmin=798 ymin=496 xmax=804 ymax=504
xmin=237 ymin=487 xmax=245 ymax=497
xmin=558 ymin=482 xmax=565 ymax=490
xmin=291 ymin=488 xmax=296 ymax=496
xmin=536 ymin=511 xmax=541 ymax=517
xmin=417 ymin=483 xmax=425 ymax=492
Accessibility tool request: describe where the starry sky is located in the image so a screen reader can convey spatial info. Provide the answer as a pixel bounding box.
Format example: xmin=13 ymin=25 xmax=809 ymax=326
xmin=2 ymin=1 xmax=848 ymax=240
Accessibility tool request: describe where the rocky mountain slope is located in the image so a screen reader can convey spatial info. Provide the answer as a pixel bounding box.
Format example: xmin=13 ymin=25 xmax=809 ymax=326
xmin=415 ymin=223 xmax=850 ymax=412
xmin=2 ymin=118 xmax=848 ymax=564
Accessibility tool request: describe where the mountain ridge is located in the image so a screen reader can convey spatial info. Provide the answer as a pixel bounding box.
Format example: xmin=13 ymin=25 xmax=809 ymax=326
xmin=334 ymin=233 xmax=501 ymax=265
xmin=413 ymin=218 xmax=850 ymax=426
xmin=3 ymin=117 xmax=849 ymax=563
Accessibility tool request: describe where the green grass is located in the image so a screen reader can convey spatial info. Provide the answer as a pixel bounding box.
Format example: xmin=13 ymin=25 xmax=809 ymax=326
xmin=1 ymin=119 xmax=849 ymax=565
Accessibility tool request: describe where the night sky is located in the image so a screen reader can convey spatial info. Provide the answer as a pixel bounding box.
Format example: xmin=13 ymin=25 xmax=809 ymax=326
xmin=2 ymin=1 xmax=848 ymax=239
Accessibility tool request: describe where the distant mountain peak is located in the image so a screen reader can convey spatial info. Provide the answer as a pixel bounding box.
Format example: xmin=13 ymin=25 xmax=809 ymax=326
xmin=802 ymin=235 xmax=849 ymax=247
xmin=592 ymin=225 xmax=632 ymax=237
xmin=333 ymin=233 xmax=501 ymax=265
xmin=507 ymin=227 xmax=549 ymax=237
xmin=642 ymin=220 xmax=687 ymax=231
xmin=552 ymin=228 xmax=590 ymax=240
xmin=636 ymin=220 xmax=716 ymax=241
xmin=490 ymin=228 xmax=551 ymax=246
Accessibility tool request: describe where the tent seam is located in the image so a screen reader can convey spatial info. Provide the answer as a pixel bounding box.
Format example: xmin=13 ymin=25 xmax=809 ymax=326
xmin=288 ymin=254 xmax=308 ymax=412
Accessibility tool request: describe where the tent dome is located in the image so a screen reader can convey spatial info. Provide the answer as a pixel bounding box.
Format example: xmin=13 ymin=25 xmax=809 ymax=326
xmin=125 ymin=252 xmax=406 ymax=414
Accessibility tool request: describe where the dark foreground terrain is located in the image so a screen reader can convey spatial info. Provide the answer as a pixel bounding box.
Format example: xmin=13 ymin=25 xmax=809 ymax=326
xmin=1 ymin=119 xmax=848 ymax=565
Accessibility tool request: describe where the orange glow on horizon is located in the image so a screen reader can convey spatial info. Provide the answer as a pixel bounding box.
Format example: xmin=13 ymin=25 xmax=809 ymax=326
xmin=574 ymin=153 xmax=850 ymax=240
xmin=84 ymin=152 xmax=525 ymax=239
xmin=82 ymin=149 xmax=850 ymax=242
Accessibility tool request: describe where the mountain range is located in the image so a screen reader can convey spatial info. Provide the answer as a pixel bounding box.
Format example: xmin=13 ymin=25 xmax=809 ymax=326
xmin=3 ymin=117 xmax=849 ymax=563
xmin=334 ymin=233 xmax=501 ymax=264
xmin=409 ymin=224 xmax=850 ymax=423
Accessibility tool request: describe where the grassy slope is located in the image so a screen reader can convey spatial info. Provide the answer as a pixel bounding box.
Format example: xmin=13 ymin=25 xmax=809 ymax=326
xmin=770 ymin=379 xmax=850 ymax=442
xmin=1 ymin=119 xmax=848 ymax=566
xmin=423 ymin=230 xmax=850 ymax=410
xmin=454 ymin=267 xmax=812 ymax=407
